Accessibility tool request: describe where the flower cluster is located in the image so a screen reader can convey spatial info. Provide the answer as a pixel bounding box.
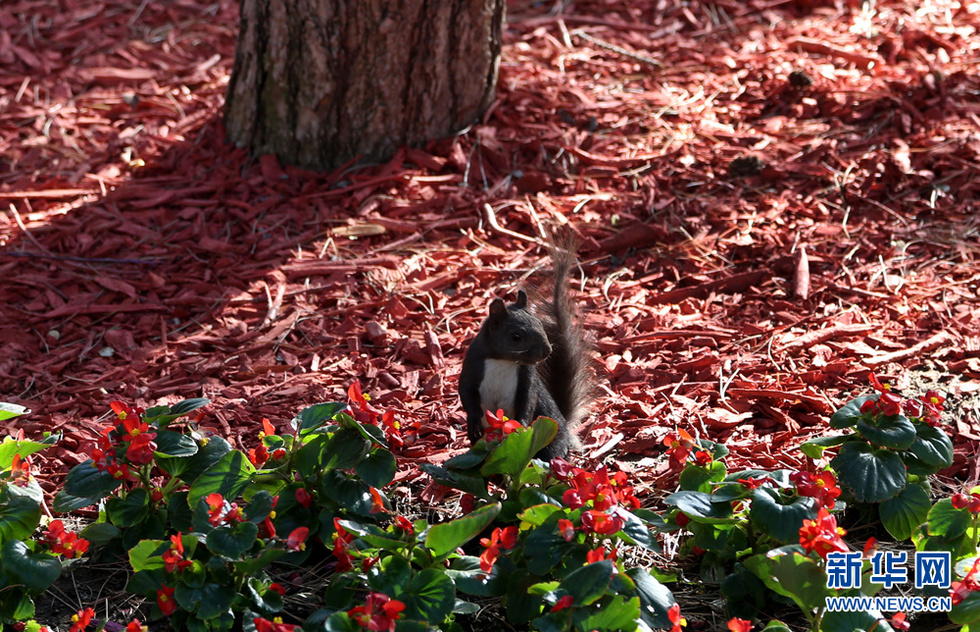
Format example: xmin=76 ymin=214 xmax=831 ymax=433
xmin=254 ymin=617 xmax=300 ymax=632
xmin=162 ymin=533 xmax=192 ymax=573
xmin=952 ymin=492 xmax=980 ymax=514
xmin=248 ymin=418 xmax=286 ymax=467
xmin=951 ymin=558 xmax=980 ymax=605
xmin=333 ymin=518 xmax=355 ymax=572
xmin=205 ymin=492 xmax=246 ymax=527
xmin=43 ymin=519 xmax=90 ymax=559
xmin=790 ymin=470 xmax=842 ymax=509
xmin=861 ymin=373 xmax=945 ymax=426
xmin=91 ymin=401 xmax=155 ymax=483
xmin=348 ymin=382 xmax=419 ymax=450
xmin=157 ymin=584 xmax=176 ymax=616
xmin=798 ymin=507 xmax=848 ymax=560
xmin=479 ymin=525 xmax=519 ymax=572
xmin=69 ymin=608 xmax=94 ymax=632
xmin=348 ymin=592 xmax=406 ymax=632
xmin=662 ymin=429 xmax=711 ymax=469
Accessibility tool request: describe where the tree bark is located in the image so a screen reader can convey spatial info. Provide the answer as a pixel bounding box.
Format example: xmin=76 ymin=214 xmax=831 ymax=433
xmin=224 ymin=0 xmax=504 ymax=171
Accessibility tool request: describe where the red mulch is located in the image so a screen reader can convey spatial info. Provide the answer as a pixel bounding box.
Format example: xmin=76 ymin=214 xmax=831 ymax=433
xmin=2 ymin=0 xmax=980 ymax=503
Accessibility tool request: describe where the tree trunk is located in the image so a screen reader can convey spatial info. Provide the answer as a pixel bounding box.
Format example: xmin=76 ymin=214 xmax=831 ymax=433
xmin=224 ymin=0 xmax=504 ymax=171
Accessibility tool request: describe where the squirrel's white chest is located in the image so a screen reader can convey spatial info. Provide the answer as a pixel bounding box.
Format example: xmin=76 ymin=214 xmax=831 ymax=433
xmin=479 ymin=359 xmax=520 ymax=425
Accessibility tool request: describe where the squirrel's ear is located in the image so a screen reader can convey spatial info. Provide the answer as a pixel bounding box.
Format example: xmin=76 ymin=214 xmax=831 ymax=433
xmin=515 ymin=290 xmax=528 ymax=308
xmin=489 ymin=298 xmax=508 ymax=319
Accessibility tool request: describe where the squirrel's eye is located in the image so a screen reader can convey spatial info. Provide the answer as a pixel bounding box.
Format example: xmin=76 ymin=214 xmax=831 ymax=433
xmin=511 ymin=332 xmax=523 ymax=342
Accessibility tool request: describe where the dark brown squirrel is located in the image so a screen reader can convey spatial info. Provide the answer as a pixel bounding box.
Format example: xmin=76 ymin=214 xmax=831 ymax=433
xmin=457 ymin=247 xmax=591 ymax=460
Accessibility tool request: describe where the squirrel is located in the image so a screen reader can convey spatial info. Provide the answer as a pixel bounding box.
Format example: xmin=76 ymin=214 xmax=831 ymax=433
xmin=458 ymin=246 xmax=591 ymax=460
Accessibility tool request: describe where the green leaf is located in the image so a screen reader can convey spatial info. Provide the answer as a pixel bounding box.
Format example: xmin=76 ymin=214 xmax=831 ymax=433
xmin=749 ymin=488 xmax=817 ymax=543
xmin=318 ymin=470 xmax=384 ymax=517
xmin=518 ymin=504 xmax=562 ymax=527
xmin=294 ymin=402 xmax=348 ymax=436
xmin=153 ymin=430 xmax=200 ymax=458
xmin=618 ymin=509 xmax=661 ymax=552
xmin=664 ymin=491 xmax=736 ymax=524
xmin=482 ymin=418 xmax=557 ymax=479
xmin=0 ymin=402 xmax=30 ymax=421
xmin=822 ymin=609 xmax=892 ymax=632
xmin=142 ymin=398 xmax=210 ymax=427
xmin=0 ymin=487 xmax=42 ymax=542
xmin=80 ymin=521 xmax=122 ymax=547
xmin=354 ymin=448 xmax=397 ymax=488
xmin=158 ymin=435 xmax=231 ymax=482
xmin=679 ymin=461 xmax=726 ymax=492
xmin=128 ymin=539 xmax=170 ymax=572
xmin=927 ymin=498 xmax=972 ymax=539
xmin=560 ymin=561 xmax=614 ymax=605
xmin=418 ymin=464 xmax=490 ymax=500
xmin=187 ymin=450 xmax=256 ymax=509
xmin=106 ymin=488 xmax=150 ymax=527
xmin=830 ymin=395 xmax=875 ymax=429
xmin=425 ymin=503 xmax=501 ymax=558
xmin=126 ymin=568 xmax=167 ymax=597
xmin=244 ymin=490 xmax=276 ymax=523
xmin=399 ymin=568 xmax=456 ymax=623
xmin=798 ymin=434 xmax=851 ymax=460
xmin=950 ymin=589 xmax=980 ymax=624
xmin=627 ymin=567 xmax=675 ymax=630
xmin=174 ymin=582 xmax=236 ymax=620
xmin=744 ymin=550 xmax=831 ymax=612
xmin=831 ymin=442 xmax=907 ymax=503
xmin=2 ymin=540 xmax=61 ymax=594
xmin=295 ymin=428 xmax=370 ymax=479
xmin=880 ymin=484 xmax=931 ymax=540
xmin=0 ymin=436 xmax=48 ymax=469
xmin=232 ymin=546 xmax=286 ymax=576
xmin=570 ymin=594 xmax=641 ymax=631
xmin=855 ymin=414 xmax=916 ymax=450
xmin=207 ymin=521 xmax=258 ymax=558
xmin=55 ymin=460 xmax=121 ymax=510
xmin=909 ymin=423 xmax=954 ymax=469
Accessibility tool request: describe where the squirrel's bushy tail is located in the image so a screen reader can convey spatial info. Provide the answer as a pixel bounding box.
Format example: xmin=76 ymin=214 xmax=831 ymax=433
xmin=540 ymin=244 xmax=593 ymax=435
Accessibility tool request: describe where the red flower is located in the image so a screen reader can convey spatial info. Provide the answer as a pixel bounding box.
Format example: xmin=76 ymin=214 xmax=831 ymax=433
xmin=791 ymin=470 xmax=842 ymax=509
xmin=249 ymin=443 xmax=270 ymax=467
xmin=890 ymin=612 xmax=909 ymax=631
xmin=394 ymin=515 xmax=414 ymax=535
xmin=668 ymin=604 xmax=686 ymax=632
xmin=877 ymin=392 xmax=903 ymax=416
xmin=675 ymin=512 xmax=690 ymax=528
xmin=799 ymin=507 xmax=848 ymax=560
xmin=586 ymin=547 xmax=617 ymax=563
xmin=10 ymin=454 xmax=31 ymax=486
xmin=869 ymin=372 xmax=890 ymax=393
xmin=581 ymin=510 xmax=624 ymax=535
xmin=863 ymin=537 xmax=877 ymax=558
xmin=162 ymin=533 xmax=192 ymax=573
xmin=558 ymin=518 xmax=576 ymax=542
xmin=551 ymin=595 xmax=574 ymax=612
xmin=295 ymin=488 xmax=312 ymax=508
xmin=110 ymin=401 xmax=145 ymax=422
xmin=125 ymin=432 xmax=158 ymax=465
xmin=953 ymin=493 xmax=970 ymax=509
xmin=254 ymin=617 xmax=300 ymax=632
xmin=45 ymin=520 xmax=90 ymax=559
xmin=205 ymin=493 xmax=243 ymax=526
xmin=269 ymin=583 xmax=287 ymax=596
xmin=69 ymin=608 xmax=95 ymax=632
xmin=261 ymin=418 xmax=276 ymax=436
xmin=663 ymin=429 xmax=696 ymax=470
xmin=348 ymin=382 xmax=384 ymax=426
xmin=484 ymin=409 xmax=522 ymax=441
xmin=460 ymin=493 xmax=475 ymax=514
xmin=693 ymin=450 xmax=712 ymax=465
xmin=728 ymin=618 xmax=753 ymax=632
xmin=286 ymin=527 xmax=309 ymax=552
xmin=348 ymin=592 xmax=405 ymax=631
xmin=369 ymin=487 xmax=387 ymax=514
xmin=126 ymin=620 xmax=147 ymax=632
xmin=333 ymin=519 xmax=354 ymax=572
xmin=157 ymin=585 xmax=177 ymax=616
xmin=738 ymin=476 xmax=769 ymax=490
xmin=479 ymin=526 xmax=519 ymax=572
